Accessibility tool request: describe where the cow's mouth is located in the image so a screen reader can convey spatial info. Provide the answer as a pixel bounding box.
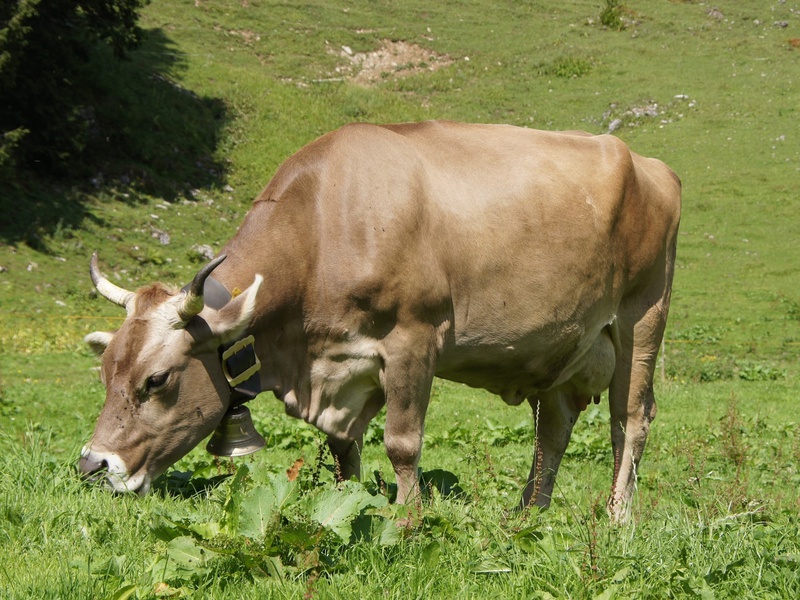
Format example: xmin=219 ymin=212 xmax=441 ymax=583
xmin=77 ymin=446 xmax=151 ymax=495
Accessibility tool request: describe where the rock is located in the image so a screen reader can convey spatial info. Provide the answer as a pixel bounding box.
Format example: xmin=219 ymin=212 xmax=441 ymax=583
xmin=190 ymin=244 xmax=215 ymax=261
xmin=152 ymin=230 xmax=171 ymax=245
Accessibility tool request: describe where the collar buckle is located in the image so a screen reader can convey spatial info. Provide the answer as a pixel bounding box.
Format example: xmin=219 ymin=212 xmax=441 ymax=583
xmin=221 ymin=335 xmax=261 ymax=387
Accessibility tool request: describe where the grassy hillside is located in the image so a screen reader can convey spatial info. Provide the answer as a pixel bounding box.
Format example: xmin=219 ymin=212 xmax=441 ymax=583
xmin=2 ymin=0 xmax=798 ymax=379
xmin=1 ymin=1 xmax=799 ymax=597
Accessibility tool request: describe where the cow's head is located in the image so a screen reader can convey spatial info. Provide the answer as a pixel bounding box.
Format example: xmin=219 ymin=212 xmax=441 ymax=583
xmin=78 ymin=253 xmax=262 ymax=494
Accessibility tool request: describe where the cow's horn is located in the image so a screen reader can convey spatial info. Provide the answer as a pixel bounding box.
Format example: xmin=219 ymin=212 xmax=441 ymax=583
xmin=90 ymin=252 xmax=135 ymax=310
xmin=178 ymin=254 xmax=227 ymax=322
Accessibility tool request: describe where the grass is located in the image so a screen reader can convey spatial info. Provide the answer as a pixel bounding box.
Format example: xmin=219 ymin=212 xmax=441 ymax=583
xmin=2 ymin=375 xmax=799 ymax=597
xmin=1 ymin=0 xmax=799 ymax=597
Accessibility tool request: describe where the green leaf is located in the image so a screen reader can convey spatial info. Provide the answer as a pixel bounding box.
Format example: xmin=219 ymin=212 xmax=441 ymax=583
xmin=540 ymin=538 xmax=564 ymax=567
xmin=593 ymin=584 xmax=618 ymax=600
xmin=221 ymin=463 xmax=251 ymax=532
xmin=150 ymin=514 xmax=184 ymax=543
xmin=421 ymin=540 xmax=442 ymax=569
xmin=187 ymin=520 xmax=221 ymax=541
xmin=237 ymin=550 xmax=284 ymax=579
xmin=262 ymin=555 xmax=285 ymax=579
xmin=352 ymin=514 xmax=403 ymax=546
xmin=471 ymin=557 xmax=512 ymax=574
xmin=374 ymin=517 xmax=402 ymax=547
xmin=423 ymin=514 xmax=458 ymax=539
xmin=90 ymin=554 xmax=127 ymax=577
xmin=308 ymin=482 xmax=387 ymax=542
xmin=513 ymin=527 xmax=544 ymax=554
xmin=191 ymin=461 xmax=222 ymax=479
xmin=238 ymin=474 xmax=298 ymax=539
xmin=154 ymin=536 xmax=216 ymax=581
xmin=278 ymin=522 xmax=324 ymax=550
xmin=169 ymin=536 xmax=213 ymax=566
xmin=106 ymin=583 xmax=138 ymax=600
xmin=775 ymin=553 xmax=800 ymax=564
xmin=611 ymin=566 xmax=631 ymax=583
xmin=150 ymin=510 xmax=220 ymax=543
xmin=238 ymin=488 xmax=277 ymax=540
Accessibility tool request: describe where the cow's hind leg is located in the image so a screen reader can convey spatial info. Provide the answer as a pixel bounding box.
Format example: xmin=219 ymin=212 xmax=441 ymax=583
xmin=607 ymin=296 xmax=669 ymax=522
xmin=521 ymin=389 xmax=581 ymax=509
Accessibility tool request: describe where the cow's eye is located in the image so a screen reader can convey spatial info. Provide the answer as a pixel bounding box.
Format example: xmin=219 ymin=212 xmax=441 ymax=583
xmin=145 ymin=371 xmax=170 ymax=393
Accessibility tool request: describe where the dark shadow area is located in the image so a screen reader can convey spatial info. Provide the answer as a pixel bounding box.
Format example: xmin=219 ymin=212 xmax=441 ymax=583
xmin=364 ymin=468 xmax=465 ymax=504
xmin=0 ymin=28 xmax=228 ymax=246
xmin=151 ymin=469 xmax=231 ymax=499
xmin=420 ymin=468 xmax=465 ymax=499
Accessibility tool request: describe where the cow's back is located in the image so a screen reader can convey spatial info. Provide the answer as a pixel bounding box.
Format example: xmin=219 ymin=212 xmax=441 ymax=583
xmin=249 ymin=121 xmax=679 ymax=393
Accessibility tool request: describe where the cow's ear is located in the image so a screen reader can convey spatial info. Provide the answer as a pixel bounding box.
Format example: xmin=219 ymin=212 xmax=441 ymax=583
xmin=204 ymin=274 xmax=263 ymax=343
xmin=85 ymin=331 xmax=114 ymax=356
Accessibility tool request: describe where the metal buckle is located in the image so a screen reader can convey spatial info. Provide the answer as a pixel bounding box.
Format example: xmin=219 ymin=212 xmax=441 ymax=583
xmin=221 ymin=335 xmax=261 ymax=387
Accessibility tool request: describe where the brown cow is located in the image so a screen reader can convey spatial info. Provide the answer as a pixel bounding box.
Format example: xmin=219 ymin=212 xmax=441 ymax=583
xmin=79 ymin=121 xmax=680 ymax=521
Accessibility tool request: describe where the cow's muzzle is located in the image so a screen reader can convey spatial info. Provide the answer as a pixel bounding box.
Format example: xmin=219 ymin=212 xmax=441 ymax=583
xmin=77 ymin=452 xmax=108 ymax=481
xmin=77 ymin=446 xmax=150 ymax=494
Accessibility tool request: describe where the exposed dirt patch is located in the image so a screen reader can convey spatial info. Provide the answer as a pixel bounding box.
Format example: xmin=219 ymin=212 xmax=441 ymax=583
xmin=329 ymin=40 xmax=452 ymax=86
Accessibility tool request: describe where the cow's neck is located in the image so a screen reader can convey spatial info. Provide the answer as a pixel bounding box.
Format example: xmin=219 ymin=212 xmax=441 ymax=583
xmin=213 ymin=202 xmax=313 ymax=416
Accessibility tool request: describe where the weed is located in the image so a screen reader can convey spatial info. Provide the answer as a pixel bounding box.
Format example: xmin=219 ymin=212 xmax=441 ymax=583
xmin=138 ymin=246 xmax=167 ymax=265
xmin=539 ymin=56 xmax=593 ymax=79
xmin=781 ymin=298 xmax=800 ymax=321
xmin=580 ymin=494 xmax=604 ymax=584
xmin=599 ymin=0 xmax=626 ymax=30
xmin=736 ymin=361 xmax=784 ymax=382
xmin=672 ymin=325 xmax=724 ymax=343
xmin=721 ymin=397 xmax=750 ymax=481
xmin=698 ymin=356 xmax=735 ymax=383
xmin=310 ymin=440 xmax=327 ymax=489
xmin=677 ymin=442 xmax=707 ymax=509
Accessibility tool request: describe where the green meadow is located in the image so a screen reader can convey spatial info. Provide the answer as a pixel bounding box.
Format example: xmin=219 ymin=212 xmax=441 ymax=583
xmin=1 ymin=1 xmax=799 ymax=597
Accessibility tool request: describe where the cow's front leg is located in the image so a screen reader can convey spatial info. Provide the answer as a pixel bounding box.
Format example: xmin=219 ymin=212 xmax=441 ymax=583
xmin=383 ymin=379 xmax=433 ymax=504
xmin=327 ymin=435 xmax=363 ymax=482
xmin=382 ymin=330 xmax=437 ymax=504
xmin=520 ymin=390 xmax=581 ymax=509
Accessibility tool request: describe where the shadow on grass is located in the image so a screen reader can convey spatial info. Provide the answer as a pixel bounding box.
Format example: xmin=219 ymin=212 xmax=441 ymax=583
xmin=152 ymin=469 xmax=231 ymax=499
xmin=151 ymin=466 xmax=467 ymax=502
xmin=0 ymin=28 xmax=228 ymax=247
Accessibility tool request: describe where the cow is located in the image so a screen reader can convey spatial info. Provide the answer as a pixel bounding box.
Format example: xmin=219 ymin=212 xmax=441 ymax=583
xmin=78 ymin=120 xmax=680 ymax=522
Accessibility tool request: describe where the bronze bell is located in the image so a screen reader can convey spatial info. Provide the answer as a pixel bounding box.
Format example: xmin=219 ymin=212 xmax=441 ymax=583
xmin=206 ymin=405 xmax=266 ymax=457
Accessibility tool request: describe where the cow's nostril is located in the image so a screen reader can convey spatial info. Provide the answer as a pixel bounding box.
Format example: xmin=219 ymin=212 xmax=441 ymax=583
xmin=77 ymin=454 xmax=108 ymax=478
